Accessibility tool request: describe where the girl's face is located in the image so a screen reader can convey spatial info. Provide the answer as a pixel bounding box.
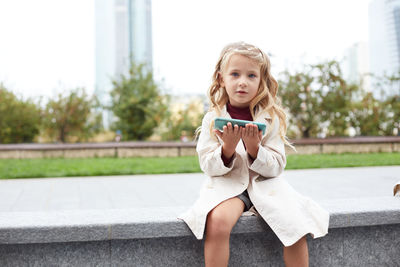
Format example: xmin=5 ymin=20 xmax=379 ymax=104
xmin=220 ymin=54 xmax=261 ymax=108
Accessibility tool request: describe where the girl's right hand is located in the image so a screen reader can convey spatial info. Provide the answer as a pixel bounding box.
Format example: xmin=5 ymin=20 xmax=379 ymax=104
xmin=214 ymin=122 xmax=241 ymax=159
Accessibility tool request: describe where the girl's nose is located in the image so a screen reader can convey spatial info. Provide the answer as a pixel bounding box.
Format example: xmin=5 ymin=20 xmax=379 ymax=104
xmin=239 ymin=79 xmax=247 ymax=87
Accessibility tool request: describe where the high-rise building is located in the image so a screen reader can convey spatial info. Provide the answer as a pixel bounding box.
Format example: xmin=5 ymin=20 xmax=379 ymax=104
xmin=342 ymin=42 xmax=370 ymax=89
xmin=95 ymin=0 xmax=153 ymax=128
xmin=369 ymin=0 xmax=400 ymax=95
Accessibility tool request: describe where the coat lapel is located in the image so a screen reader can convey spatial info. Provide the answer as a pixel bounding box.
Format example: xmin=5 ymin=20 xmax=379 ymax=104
xmin=253 ymin=107 xmax=272 ymax=125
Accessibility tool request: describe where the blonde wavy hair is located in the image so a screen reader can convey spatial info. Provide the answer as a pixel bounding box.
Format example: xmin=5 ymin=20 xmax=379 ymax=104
xmin=207 ymin=41 xmax=289 ymax=144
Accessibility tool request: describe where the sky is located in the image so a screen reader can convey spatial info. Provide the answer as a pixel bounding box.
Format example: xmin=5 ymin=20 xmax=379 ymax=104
xmin=0 ymin=0 xmax=371 ymax=100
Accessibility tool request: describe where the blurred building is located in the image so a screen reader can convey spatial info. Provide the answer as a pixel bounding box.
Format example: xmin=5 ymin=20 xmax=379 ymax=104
xmin=95 ymin=0 xmax=153 ymax=128
xmin=369 ymin=0 xmax=400 ymax=95
xmin=342 ymin=42 xmax=370 ymax=89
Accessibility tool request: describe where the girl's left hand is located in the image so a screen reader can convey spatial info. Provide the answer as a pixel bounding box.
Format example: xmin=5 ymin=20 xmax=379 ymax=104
xmin=241 ymin=124 xmax=262 ymax=159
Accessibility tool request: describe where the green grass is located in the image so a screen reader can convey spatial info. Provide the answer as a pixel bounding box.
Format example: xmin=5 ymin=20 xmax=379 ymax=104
xmin=0 ymin=152 xmax=399 ymax=179
xmin=286 ymin=152 xmax=400 ymax=169
xmin=0 ymin=157 xmax=201 ymax=179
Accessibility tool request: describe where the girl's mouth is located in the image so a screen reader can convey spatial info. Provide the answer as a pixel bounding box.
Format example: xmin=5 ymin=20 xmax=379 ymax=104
xmin=237 ymin=90 xmax=247 ymax=94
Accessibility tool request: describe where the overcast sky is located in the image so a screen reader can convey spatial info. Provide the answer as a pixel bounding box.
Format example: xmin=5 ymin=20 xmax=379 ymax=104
xmin=0 ymin=0 xmax=370 ymax=100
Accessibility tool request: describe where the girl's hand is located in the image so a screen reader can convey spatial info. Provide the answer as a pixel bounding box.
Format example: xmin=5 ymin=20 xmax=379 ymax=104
xmin=241 ymin=124 xmax=262 ymax=159
xmin=214 ymin=122 xmax=241 ymax=159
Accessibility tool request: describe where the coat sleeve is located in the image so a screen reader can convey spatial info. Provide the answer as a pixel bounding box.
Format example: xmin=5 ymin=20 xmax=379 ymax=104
xmin=196 ymin=112 xmax=237 ymax=177
xmin=247 ymin=116 xmax=287 ymax=178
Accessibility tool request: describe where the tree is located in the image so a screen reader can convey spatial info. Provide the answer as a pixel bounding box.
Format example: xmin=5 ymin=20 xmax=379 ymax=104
xmin=0 ymin=84 xmax=41 ymax=143
xmin=386 ymin=95 xmax=400 ymax=135
xmin=42 ymin=88 xmax=102 ymax=143
xmin=385 ymin=94 xmax=400 ymax=135
xmin=280 ymin=61 xmax=358 ymax=138
xmin=279 ymin=69 xmax=323 ymax=138
xmin=314 ymin=61 xmax=359 ymax=137
xmin=350 ymin=92 xmax=391 ymax=136
xmin=110 ymin=61 xmax=167 ymax=140
xmin=373 ymin=71 xmax=400 ymax=135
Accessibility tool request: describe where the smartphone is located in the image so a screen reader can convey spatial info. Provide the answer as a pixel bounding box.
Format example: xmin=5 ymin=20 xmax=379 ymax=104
xmin=214 ymin=117 xmax=266 ymax=134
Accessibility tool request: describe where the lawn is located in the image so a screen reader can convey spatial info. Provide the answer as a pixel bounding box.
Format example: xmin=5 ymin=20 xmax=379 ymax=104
xmin=0 ymin=152 xmax=399 ymax=179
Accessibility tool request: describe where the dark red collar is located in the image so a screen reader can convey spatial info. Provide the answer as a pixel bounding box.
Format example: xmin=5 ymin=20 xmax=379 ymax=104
xmin=226 ymin=103 xmax=253 ymax=121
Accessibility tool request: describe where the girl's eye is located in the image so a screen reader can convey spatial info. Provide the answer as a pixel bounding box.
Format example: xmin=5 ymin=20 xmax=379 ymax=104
xmin=249 ymin=74 xmax=256 ymax=78
xmin=231 ymin=72 xmax=239 ymax=77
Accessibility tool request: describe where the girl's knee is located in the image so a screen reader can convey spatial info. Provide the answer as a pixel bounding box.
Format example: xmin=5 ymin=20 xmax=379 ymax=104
xmin=285 ymin=235 xmax=308 ymax=250
xmin=206 ymin=209 xmax=233 ymax=238
xmin=294 ymin=236 xmax=308 ymax=246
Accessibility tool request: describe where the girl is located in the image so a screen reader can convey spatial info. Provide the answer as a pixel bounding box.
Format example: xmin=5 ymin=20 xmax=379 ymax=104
xmin=180 ymin=42 xmax=329 ymax=267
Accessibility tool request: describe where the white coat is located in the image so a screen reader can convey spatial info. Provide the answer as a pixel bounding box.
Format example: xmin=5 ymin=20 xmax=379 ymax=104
xmin=179 ymin=105 xmax=329 ymax=246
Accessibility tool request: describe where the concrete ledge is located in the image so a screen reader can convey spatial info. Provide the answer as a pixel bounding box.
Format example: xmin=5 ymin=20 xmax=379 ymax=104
xmin=0 ymin=197 xmax=399 ymax=266
xmin=0 ymin=197 xmax=399 ymax=244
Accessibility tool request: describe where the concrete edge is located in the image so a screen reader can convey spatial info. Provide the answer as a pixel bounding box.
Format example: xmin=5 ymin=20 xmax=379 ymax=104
xmin=2 ymin=136 xmax=400 ymax=151
xmin=0 ymin=197 xmax=399 ymax=244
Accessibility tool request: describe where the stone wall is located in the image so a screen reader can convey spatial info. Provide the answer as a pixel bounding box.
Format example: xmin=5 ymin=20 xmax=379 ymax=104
xmin=0 ymin=136 xmax=399 ymax=159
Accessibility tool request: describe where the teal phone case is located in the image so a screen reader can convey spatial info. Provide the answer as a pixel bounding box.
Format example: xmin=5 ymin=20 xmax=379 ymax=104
xmin=214 ymin=117 xmax=266 ymax=134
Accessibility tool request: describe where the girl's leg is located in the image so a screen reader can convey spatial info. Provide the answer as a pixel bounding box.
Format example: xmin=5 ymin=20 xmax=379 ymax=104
xmin=204 ymin=197 xmax=245 ymax=267
xmin=283 ymin=236 xmax=309 ymax=267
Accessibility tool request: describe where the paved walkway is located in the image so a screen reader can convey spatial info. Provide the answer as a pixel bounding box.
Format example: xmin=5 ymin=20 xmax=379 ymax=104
xmin=0 ymin=166 xmax=399 ymax=213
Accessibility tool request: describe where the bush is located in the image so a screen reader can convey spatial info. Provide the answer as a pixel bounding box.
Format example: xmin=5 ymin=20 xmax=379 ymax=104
xmin=41 ymin=88 xmax=103 ymax=143
xmin=0 ymin=85 xmax=41 ymax=143
xmin=110 ymin=61 xmax=167 ymax=140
